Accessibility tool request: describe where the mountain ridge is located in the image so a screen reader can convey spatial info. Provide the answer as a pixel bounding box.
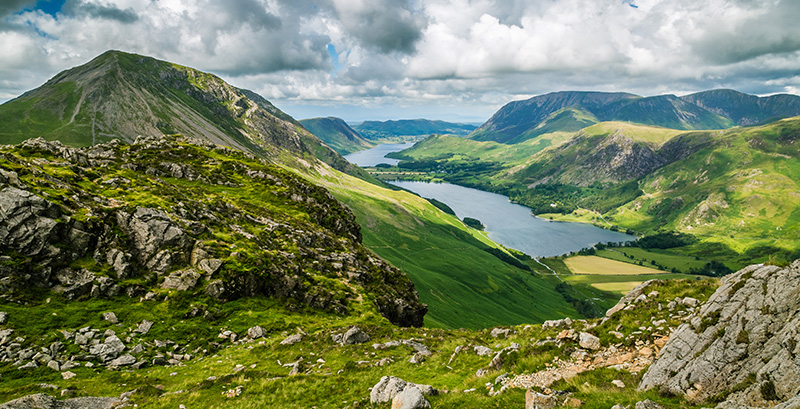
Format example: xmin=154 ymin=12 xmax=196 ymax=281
xmin=471 ymin=89 xmax=800 ymax=144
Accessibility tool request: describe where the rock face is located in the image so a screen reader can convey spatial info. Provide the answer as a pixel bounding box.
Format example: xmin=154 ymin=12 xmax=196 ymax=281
xmin=640 ymin=261 xmax=800 ymax=407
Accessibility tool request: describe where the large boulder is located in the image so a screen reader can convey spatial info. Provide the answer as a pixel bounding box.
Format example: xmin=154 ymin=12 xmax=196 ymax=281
xmin=391 ymin=386 xmax=431 ymax=409
xmin=342 ymin=327 xmax=370 ymax=345
xmin=640 ymin=261 xmax=800 ymax=408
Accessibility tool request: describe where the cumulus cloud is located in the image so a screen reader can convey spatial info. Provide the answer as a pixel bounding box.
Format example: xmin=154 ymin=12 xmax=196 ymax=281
xmin=0 ymin=0 xmax=798 ymax=121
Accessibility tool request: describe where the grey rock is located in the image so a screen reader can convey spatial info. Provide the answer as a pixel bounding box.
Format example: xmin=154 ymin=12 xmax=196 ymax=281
xmin=525 ymin=390 xmax=560 ymax=409
xmin=280 ymin=334 xmax=303 ymax=345
xmin=542 ymin=317 xmax=572 ymax=329
xmin=408 ymin=353 xmax=425 ymax=364
xmin=204 ymin=280 xmax=225 ymax=300
xmin=54 ymin=269 xmax=96 ymax=300
xmin=108 ymin=354 xmax=136 ymax=367
xmin=578 ymin=332 xmax=601 ymax=350
xmin=101 ymin=312 xmax=118 ymax=324
xmin=74 ymin=333 xmax=89 ymax=346
xmin=681 ymin=297 xmax=699 ymax=307
xmin=640 ymin=261 xmax=800 ymax=408
xmin=370 ymin=376 xmax=408 ymax=403
xmin=134 ymin=320 xmax=153 ymax=335
xmin=392 ymin=386 xmax=431 ymax=409
xmin=197 ymin=258 xmax=223 ymax=275
xmin=161 ymin=269 xmax=201 ymax=291
xmin=247 ymin=326 xmax=265 ymax=339
xmin=89 ymin=335 xmax=125 ymax=361
xmin=342 ymin=327 xmax=370 ymax=345
xmin=105 ymin=249 xmax=132 ymax=280
xmin=0 ymin=312 xmax=7 ymax=325
xmin=17 ymin=361 xmax=37 ymax=370
xmin=635 ymin=400 xmax=663 ymax=409
xmin=46 ymin=360 xmax=60 ymax=371
xmin=115 ymin=207 xmax=192 ymax=274
xmin=0 ymin=392 xmax=122 ymax=409
xmin=474 ymin=345 xmax=493 ymax=356
xmin=490 ymin=328 xmax=512 ymax=338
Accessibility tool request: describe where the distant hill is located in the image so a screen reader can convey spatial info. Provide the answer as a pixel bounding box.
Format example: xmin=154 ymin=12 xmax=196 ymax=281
xmin=299 ymin=117 xmax=374 ymax=155
xmin=681 ymin=89 xmax=800 ymax=126
xmin=471 ymin=89 xmax=800 ymax=143
xmin=0 ymin=50 xmax=363 ymax=178
xmin=353 ymin=119 xmax=478 ymax=141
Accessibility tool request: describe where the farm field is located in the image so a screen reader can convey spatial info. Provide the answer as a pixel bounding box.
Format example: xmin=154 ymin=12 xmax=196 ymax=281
xmin=595 ymin=248 xmax=708 ymax=273
xmin=562 ymin=256 xmax=698 ymax=294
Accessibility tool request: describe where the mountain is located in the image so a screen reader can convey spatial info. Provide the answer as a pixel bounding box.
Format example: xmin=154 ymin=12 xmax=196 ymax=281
xmin=0 ymin=50 xmax=584 ymax=330
xmin=470 ymin=89 xmax=800 ymax=144
xmin=353 ymin=119 xmax=478 ymax=141
xmin=299 ymin=117 xmax=374 ymax=155
xmin=470 ymin=91 xmax=637 ymax=143
xmin=0 ymin=50 xmax=362 ymax=178
xmin=681 ymin=88 xmax=800 ymax=126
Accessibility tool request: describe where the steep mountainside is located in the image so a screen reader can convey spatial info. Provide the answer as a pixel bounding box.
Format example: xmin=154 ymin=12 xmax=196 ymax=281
xmin=470 ymin=89 xmax=800 ymax=144
xmin=353 ymin=119 xmax=477 ymax=141
xmin=682 ymin=89 xmax=800 ymax=126
xmin=299 ymin=117 xmax=374 ymax=155
xmin=0 ymin=50 xmax=362 ymax=178
xmin=0 ymin=136 xmax=425 ymax=326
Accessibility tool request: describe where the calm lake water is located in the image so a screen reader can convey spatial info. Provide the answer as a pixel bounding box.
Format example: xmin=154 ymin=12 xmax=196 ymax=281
xmin=390 ymin=181 xmax=635 ymax=257
xmin=345 ymin=143 xmax=636 ymax=257
xmin=344 ymin=142 xmax=414 ymax=166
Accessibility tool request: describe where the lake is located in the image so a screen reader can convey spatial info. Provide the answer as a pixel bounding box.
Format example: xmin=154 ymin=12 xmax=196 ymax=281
xmin=343 ymin=142 xmax=414 ymax=166
xmin=345 ymin=143 xmax=636 ymax=257
xmin=390 ymin=181 xmax=636 ymax=257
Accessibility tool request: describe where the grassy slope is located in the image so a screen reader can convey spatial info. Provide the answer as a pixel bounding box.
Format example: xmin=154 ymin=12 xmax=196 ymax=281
xmin=0 ymin=278 xmax=718 ymax=408
xmin=306 ymin=166 xmax=579 ymax=329
xmin=608 ymin=118 xmax=800 ymax=253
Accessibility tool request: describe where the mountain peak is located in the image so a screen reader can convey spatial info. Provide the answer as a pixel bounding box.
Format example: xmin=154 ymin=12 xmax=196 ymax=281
xmin=0 ymin=50 xmax=367 ymax=178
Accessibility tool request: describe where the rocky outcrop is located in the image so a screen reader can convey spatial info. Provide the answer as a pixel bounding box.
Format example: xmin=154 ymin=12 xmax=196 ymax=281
xmin=0 ymin=137 xmax=426 ymax=327
xmin=0 ymin=393 xmax=126 ymax=409
xmin=640 ymin=261 xmax=800 ymax=407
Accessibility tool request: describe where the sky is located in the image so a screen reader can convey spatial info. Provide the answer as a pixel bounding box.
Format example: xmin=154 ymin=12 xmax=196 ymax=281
xmin=1 ymin=0 xmax=800 ymax=123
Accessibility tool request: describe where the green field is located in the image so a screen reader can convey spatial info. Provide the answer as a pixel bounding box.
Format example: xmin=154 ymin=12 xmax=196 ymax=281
xmin=595 ymin=248 xmax=708 ymax=273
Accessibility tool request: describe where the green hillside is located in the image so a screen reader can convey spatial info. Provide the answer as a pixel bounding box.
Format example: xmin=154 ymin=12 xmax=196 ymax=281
xmin=299 ymin=117 xmax=374 ymax=155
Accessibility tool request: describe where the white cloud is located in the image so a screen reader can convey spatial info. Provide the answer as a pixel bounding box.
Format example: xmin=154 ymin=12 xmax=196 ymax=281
xmin=0 ymin=0 xmax=798 ymax=121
